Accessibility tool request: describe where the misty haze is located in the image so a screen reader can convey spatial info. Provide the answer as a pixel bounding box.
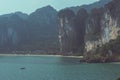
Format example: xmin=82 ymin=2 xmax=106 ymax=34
xmin=0 ymin=0 xmax=120 ymax=80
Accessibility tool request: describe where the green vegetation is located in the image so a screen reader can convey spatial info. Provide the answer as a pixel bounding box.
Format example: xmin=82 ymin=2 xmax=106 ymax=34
xmin=97 ymin=36 xmax=120 ymax=55
xmin=116 ymin=77 xmax=120 ymax=80
xmin=84 ymin=36 xmax=120 ymax=62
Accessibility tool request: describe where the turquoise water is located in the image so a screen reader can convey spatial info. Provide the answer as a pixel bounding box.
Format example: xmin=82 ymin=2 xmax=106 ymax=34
xmin=0 ymin=56 xmax=120 ymax=80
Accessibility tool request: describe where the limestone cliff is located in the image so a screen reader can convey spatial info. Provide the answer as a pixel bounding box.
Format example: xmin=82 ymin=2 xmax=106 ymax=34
xmin=58 ymin=9 xmax=88 ymax=54
xmin=0 ymin=6 xmax=58 ymax=52
xmin=85 ymin=0 xmax=120 ymax=52
xmin=58 ymin=9 xmax=76 ymax=53
xmin=58 ymin=0 xmax=120 ymax=55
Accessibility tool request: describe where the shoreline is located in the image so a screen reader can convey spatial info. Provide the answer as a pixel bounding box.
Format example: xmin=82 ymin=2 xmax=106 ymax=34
xmin=0 ymin=54 xmax=83 ymax=58
xmin=0 ymin=54 xmax=120 ymax=63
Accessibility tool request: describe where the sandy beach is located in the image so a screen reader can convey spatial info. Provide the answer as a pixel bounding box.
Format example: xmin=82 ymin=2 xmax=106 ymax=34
xmin=0 ymin=54 xmax=83 ymax=58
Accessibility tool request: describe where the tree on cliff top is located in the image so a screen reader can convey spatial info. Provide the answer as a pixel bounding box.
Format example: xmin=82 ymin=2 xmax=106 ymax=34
xmin=58 ymin=9 xmax=75 ymax=19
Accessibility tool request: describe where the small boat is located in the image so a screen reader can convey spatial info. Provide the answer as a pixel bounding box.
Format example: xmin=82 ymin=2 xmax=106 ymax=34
xmin=20 ymin=67 xmax=26 ymax=70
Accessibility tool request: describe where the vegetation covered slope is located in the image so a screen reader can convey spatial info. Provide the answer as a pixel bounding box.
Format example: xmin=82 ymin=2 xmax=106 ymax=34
xmin=0 ymin=6 xmax=58 ymax=53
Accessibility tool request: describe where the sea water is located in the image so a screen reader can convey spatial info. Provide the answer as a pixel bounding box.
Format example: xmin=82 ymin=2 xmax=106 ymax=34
xmin=0 ymin=56 xmax=119 ymax=80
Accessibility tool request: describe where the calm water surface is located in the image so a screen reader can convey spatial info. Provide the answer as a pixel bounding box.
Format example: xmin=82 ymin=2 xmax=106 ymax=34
xmin=0 ymin=56 xmax=119 ymax=80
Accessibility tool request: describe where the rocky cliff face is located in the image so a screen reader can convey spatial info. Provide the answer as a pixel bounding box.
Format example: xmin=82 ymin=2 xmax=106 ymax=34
xmin=58 ymin=9 xmax=75 ymax=53
xmin=0 ymin=6 xmax=58 ymax=52
xmin=0 ymin=0 xmax=118 ymax=54
xmin=58 ymin=9 xmax=88 ymax=54
xmin=58 ymin=0 xmax=120 ymax=55
xmin=27 ymin=5 xmax=58 ymax=51
xmin=85 ymin=0 xmax=120 ymax=52
xmin=0 ymin=13 xmax=29 ymax=51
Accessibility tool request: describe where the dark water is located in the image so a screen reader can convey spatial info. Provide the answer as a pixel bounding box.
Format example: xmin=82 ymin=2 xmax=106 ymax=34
xmin=0 ymin=56 xmax=119 ymax=80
